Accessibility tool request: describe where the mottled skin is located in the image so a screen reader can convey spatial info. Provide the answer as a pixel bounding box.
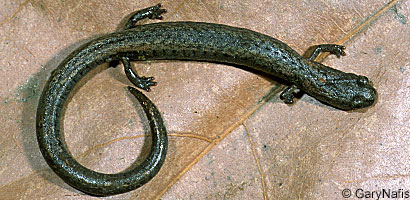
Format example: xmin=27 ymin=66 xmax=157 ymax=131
xmin=36 ymin=4 xmax=377 ymax=196
xmin=37 ymin=85 xmax=167 ymax=196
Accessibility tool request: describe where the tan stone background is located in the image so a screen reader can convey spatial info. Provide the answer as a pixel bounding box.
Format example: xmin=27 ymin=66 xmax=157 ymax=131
xmin=0 ymin=0 xmax=409 ymax=199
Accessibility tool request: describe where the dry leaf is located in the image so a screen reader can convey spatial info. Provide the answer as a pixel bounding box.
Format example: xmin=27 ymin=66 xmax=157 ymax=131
xmin=0 ymin=0 xmax=408 ymax=199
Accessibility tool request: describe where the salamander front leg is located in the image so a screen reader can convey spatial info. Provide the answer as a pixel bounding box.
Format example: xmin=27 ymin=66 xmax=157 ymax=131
xmin=280 ymin=85 xmax=300 ymax=104
xmin=280 ymin=44 xmax=346 ymax=104
xmin=122 ymin=57 xmax=157 ymax=92
xmin=303 ymin=44 xmax=346 ymax=60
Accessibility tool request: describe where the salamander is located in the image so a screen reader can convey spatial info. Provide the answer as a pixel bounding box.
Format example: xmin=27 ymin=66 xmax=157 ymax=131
xmin=36 ymin=4 xmax=377 ymax=196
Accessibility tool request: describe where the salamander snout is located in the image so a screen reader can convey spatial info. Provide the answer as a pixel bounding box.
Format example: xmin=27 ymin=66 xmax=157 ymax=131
xmin=350 ymin=76 xmax=377 ymax=109
xmin=310 ymin=73 xmax=377 ymax=110
xmin=351 ymin=85 xmax=377 ymax=109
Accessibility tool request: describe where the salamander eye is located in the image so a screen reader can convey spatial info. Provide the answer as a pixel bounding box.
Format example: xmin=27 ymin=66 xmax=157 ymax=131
xmin=358 ymin=76 xmax=370 ymax=85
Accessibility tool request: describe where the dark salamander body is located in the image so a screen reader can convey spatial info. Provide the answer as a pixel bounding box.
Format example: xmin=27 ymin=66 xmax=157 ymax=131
xmin=36 ymin=4 xmax=376 ymax=196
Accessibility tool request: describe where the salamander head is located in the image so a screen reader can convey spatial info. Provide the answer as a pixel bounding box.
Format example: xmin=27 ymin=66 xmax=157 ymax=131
xmin=307 ymin=72 xmax=377 ymax=110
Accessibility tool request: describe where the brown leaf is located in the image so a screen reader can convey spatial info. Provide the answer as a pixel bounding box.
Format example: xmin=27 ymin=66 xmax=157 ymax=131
xmin=0 ymin=0 xmax=408 ymax=199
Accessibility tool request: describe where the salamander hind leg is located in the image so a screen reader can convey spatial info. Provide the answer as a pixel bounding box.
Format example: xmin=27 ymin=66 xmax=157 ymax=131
xmin=123 ymin=3 xmax=167 ymax=30
xmin=303 ymin=44 xmax=346 ymax=60
xmin=109 ymin=4 xmax=166 ymax=68
xmin=122 ymin=57 xmax=157 ymax=92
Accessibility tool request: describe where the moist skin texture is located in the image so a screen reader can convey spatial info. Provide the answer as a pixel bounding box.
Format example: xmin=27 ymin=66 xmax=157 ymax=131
xmin=36 ymin=4 xmax=377 ymax=196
